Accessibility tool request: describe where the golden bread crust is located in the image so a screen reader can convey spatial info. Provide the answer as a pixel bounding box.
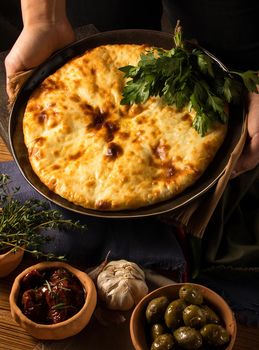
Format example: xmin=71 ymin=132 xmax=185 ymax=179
xmin=23 ymin=44 xmax=227 ymax=210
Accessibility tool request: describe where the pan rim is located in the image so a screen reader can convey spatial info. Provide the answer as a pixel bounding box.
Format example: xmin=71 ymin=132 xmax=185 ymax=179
xmin=8 ymin=29 xmax=245 ymax=218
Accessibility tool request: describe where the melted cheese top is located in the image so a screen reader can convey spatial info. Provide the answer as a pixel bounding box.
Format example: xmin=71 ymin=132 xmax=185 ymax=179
xmin=23 ymin=44 xmax=227 ymax=210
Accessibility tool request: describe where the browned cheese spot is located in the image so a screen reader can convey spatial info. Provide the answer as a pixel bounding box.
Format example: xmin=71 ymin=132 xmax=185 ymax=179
xmin=105 ymin=142 xmax=123 ymax=160
xmin=33 ymin=76 xmax=65 ymax=98
xmin=27 ymin=104 xmax=42 ymax=113
xmin=37 ymin=112 xmax=48 ymax=124
xmin=68 ymin=151 xmax=83 ymax=161
xmin=181 ymin=113 xmax=193 ymax=125
xmin=61 ymin=124 xmax=71 ymax=134
xmin=86 ymin=179 xmax=96 ymax=187
xmin=130 ymin=104 xmax=145 ymax=115
xmin=95 ymin=200 xmax=112 ymax=210
xmin=41 ymin=78 xmax=65 ymax=92
xmin=51 ymin=164 xmax=60 ymax=170
xmin=83 ymin=103 xmax=108 ymax=131
xmin=119 ymin=105 xmax=131 ymax=117
xmin=80 ymin=103 xmax=94 ymax=114
xmin=118 ymin=131 xmax=130 ymax=139
xmin=92 ymin=110 xmax=108 ymax=130
xmin=151 ymin=159 xmax=178 ymax=183
xmin=48 ymin=119 xmax=59 ymax=128
xmin=109 ymin=102 xmax=115 ymax=109
xmin=70 ymin=94 xmax=81 ymax=103
xmin=34 ymin=137 xmax=46 ymax=146
xmin=104 ymin=121 xmax=120 ymax=142
xmin=153 ymin=143 xmax=170 ymax=162
xmin=136 ymin=116 xmax=147 ymax=125
xmin=173 ymin=155 xmax=183 ymax=162
xmin=161 ymin=162 xmax=198 ymax=183
xmin=72 ymin=79 xmax=81 ymax=89
xmin=166 ymin=164 xmax=176 ymax=178
xmin=150 ymin=130 xmax=160 ymax=139
xmin=161 ymin=164 xmax=176 ymax=182
xmin=74 ymin=62 xmax=86 ymax=75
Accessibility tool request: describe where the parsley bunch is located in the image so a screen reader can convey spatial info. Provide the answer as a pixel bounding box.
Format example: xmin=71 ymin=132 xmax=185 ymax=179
xmin=119 ymin=22 xmax=259 ymax=136
xmin=0 ymin=174 xmax=86 ymax=260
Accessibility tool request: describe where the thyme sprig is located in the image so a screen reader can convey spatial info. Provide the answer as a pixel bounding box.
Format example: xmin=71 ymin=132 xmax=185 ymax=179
xmin=119 ymin=21 xmax=259 ymax=136
xmin=51 ymin=302 xmax=76 ymax=310
xmin=45 ymin=279 xmax=52 ymax=292
xmin=0 ymin=174 xmax=86 ymax=260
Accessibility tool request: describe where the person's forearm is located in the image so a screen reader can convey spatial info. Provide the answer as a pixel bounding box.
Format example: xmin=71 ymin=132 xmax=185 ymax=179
xmin=21 ymin=0 xmax=67 ymax=27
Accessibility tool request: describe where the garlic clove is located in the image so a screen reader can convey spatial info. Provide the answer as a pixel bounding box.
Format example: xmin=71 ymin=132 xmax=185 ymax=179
xmin=96 ymin=259 xmax=148 ymax=311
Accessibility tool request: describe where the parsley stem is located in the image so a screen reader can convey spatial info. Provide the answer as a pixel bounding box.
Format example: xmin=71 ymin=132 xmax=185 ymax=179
xmin=174 ymin=20 xmax=184 ymax=49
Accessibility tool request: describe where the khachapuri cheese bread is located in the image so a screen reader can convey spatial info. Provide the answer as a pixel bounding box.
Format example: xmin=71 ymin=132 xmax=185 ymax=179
xmin=23 ymin=44 xmax=227 ymax=211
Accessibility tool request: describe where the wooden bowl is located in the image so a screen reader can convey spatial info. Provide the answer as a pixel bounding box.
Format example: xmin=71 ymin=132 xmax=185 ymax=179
xmin=0 ymin=247 xmax=24 ymax=278
xmin=9 ymin=261 xmax=97 ymax=340
xmin=130 ymin=283 xmax=237 ymax=350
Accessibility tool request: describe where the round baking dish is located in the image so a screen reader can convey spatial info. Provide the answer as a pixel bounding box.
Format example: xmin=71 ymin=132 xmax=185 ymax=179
xmin=9 ymin=29 xmax=245 ymax=218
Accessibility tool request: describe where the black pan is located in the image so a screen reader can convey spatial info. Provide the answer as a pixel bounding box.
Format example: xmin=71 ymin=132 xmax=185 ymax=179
xmin=9 ymin=29 xmax=245 ymax=218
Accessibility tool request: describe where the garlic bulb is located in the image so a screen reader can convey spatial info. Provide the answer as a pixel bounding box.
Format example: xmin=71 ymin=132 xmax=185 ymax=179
xmin=96 ymin=259 xmax=148 ymax=311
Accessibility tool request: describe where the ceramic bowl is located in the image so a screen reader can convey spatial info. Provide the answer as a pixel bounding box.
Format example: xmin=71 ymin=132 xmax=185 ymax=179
xmin=130 ymin=283 xmax=237 ymax=350
xmin=9 ymin=261 xmax=97 ymax=340
xmin=0 ymin=247 xmax=24 ymax=278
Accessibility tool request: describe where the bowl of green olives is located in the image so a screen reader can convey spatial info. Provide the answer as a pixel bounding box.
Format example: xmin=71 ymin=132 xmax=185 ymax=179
xmin=130 ymin=283 xmax=236 ymax=350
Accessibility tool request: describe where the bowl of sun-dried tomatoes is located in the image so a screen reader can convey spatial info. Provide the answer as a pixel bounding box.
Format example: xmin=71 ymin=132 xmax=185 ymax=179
xmin=9 ymin=261 xmax=97 ymax=339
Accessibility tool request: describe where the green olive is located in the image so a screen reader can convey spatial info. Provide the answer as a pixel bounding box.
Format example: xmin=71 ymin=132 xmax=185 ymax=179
xmin=151 ymin=333 xmax=175 ymax=350
xmin=183 ymin=305 xmax=207 ymax=329
xmin=201 ymin=305 xmax=220 ymax=324
xmin=146 ymin=296 xmax=170 ymax=324
xmin=173 ymin=326 xmax=203 ymax=349
xmin=151 ymin=323 xmax=167 ymax=341
xmin=179 ymin=285 xmax=203 ymax=305
xmin=164 ymin=299 xmax=187 ymax=329
xmin=200 ymin=323 xmax=230 ymax=346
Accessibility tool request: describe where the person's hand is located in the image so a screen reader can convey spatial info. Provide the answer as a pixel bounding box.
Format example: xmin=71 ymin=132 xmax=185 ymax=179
xmin=232 ymin=92 xmax=259 ymax=177
xmin=5 ymin=21 xmax=75 ymax=97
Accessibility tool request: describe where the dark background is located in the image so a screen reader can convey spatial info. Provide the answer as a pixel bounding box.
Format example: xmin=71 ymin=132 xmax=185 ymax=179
xmin=0 ymin=0 xmax=163 ymax=51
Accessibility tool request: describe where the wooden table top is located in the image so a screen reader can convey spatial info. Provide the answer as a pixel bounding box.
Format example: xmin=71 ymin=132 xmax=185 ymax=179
xmin=0 ymin=137 xmax=258 ymax=350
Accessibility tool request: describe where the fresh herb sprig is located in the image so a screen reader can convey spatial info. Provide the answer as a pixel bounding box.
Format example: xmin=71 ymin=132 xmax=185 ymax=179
xmin=51 ymin=302 xmax=76 ymax=310
xmin=0 ymin=174 xmax=86 ymax=260
xmin=119 ymin=22 xmax=259 ymax=136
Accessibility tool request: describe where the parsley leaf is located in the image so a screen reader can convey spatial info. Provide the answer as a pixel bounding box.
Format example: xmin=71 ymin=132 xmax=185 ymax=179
xmin=232 ymin=70 xmax=259 ymax=93
xmin=119 ymin=21 xmax=259 ymax=136
xmin=193 ymin=49 xmax=214 ymax=77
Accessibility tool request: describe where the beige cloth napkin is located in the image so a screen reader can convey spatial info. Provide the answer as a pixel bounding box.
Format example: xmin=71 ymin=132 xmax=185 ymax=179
xmin=7 ymin=24 xmax=248 ymax=240
xmin=7 ymin=69 xmax=34 ymax=109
